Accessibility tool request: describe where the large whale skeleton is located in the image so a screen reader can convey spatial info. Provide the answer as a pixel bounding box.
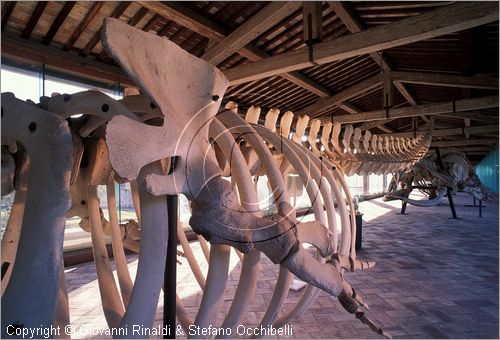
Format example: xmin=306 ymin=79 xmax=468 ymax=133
xmin=384 ymin=152 xmax=493 ymax=207
xmin=1 ymin=18 xmax=434 ymax=339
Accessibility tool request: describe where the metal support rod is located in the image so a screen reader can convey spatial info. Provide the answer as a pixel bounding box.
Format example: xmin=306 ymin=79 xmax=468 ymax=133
xmin=479 ymin=199 xmax=483 ymax=218
xmin=446 ymin=187 xmax=457 ymax=219
xmin=434 ymin=147 xmax=457 ymax=219
xmin=164 ymin=157 xmax=178 ymax=339
xmin=400 ymin=201 xmax=408 ymax=214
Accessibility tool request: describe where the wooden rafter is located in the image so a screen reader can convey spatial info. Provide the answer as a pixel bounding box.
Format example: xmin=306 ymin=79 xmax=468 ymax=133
xmin=21 ymin=1 xmax=48 ymax=39
xmin=393 ymin=80 xmax=418 ymax=105
xmin=202 ymin=2 xmax=302 ymax=66
xmin=298 ymin=74 xmax=381 ymax=117
xmin=224 ymin=2 xmax=498 ymax=84
xmin=138 ymin=1 xmax=331 ymax=98
xmin=357 ymin=118 xmax=398 ymax=131
xmin=128 ymin=6 xmax=149 ymax=27
xmin=338 ymin=102 xmax=361 ymax=114
xmin=42 ymin=1 xmax=76 ymax=45
xmin=81 ymin=1 xmax=131 ymax=57
xmin=321 ymin=95 xmax=499 ymax=124
xmin=1 ymin=2 xmax=17 ymax=31
xmin=63 ymin=2 xmax=104 ymax=51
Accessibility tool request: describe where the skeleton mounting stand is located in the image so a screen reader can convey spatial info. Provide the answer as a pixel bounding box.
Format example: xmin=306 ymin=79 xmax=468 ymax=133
xmin=399 ymin=148 xmax=457 ymax=218
xmin=435 ymin=148 xmax=457 ymax=219
xmin=164 ymin=157 xmax=179 ymax=339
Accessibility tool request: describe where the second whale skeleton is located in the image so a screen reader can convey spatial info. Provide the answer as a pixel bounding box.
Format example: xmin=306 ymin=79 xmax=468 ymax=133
xmin=1 ymin=17 xmax=436 ymax=339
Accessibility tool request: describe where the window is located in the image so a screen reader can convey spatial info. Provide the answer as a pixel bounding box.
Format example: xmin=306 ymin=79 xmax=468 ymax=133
xmin=1 ymin=63 xmax=123 ymax=251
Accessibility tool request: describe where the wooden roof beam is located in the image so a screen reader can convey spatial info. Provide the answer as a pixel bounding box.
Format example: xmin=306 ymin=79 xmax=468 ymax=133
xmin=431 ymin=138 xmax=499 ymax=148
xmin=392 ymin=71 xmax=499 ymax=90
xmin=380 ymin=125 xmax=498 ymax=138
xmin=320 ymin=95 xmax=499 ymax=124
xmin=2 ymin=32 xmax=134 ymax=87
xmin=202 ymin=2 xmax=301 ymax=66
xmin=225 ymin=2 xmax=498 ymax=84
xmin=430 ymin=146 xmax=496 ymax=153
xmin=139 ymin=1 xmax=331 ymax=98
xmin=439 ymin=111 xmax=499 ymax=124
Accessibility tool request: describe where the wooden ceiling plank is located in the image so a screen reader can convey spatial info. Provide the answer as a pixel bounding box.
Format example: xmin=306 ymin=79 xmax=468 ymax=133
xmin=21 ymin=1 xmax=48 ymax=39
xmin=322 ymin=95 xmax=499 ymax=124
xmin=138 ymin=1 xmax=331 ymax=98
xmin=224 ymin=2 xmax=498 ymax=85
xmin=64 ymin=2 xmax=104 ymax=51
xmin=392 ymin=71 xmax=499 ymax=90
xmin=42 ymin=1 xmax=76 ymax=45
xmin=81 ymin=1 xmax=131 ymax=56
xmin=2 ymin=31 xmax=134 ymax=87
xmin=202 ymin=2 xmax=302 ymax=66
xmin=2 ymin=2 xmax=17 ymax=31
xmin=298 ymin=74 xmax=381 ymax=117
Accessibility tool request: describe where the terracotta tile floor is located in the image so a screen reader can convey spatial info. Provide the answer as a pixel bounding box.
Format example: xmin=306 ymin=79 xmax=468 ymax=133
xmin=65 ymin=192 xmax=498 ymax=339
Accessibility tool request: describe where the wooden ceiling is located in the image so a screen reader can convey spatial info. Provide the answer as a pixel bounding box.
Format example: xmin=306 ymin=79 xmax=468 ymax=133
xmin=1 ymin=1 xmax=499 ymax=163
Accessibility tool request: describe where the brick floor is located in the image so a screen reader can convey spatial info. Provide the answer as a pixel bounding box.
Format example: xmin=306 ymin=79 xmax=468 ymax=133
xmin=64 ymin=192 xmax=498 ymax=339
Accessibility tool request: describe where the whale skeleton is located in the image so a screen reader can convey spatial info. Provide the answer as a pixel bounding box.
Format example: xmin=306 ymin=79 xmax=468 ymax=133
xmin=1 ymin=18 xmax=436 ymax=339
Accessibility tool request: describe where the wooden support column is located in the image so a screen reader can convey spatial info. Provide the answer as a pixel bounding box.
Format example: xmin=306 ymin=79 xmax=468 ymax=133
xmin=303 ymin=1 xmax=323 ymax=44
